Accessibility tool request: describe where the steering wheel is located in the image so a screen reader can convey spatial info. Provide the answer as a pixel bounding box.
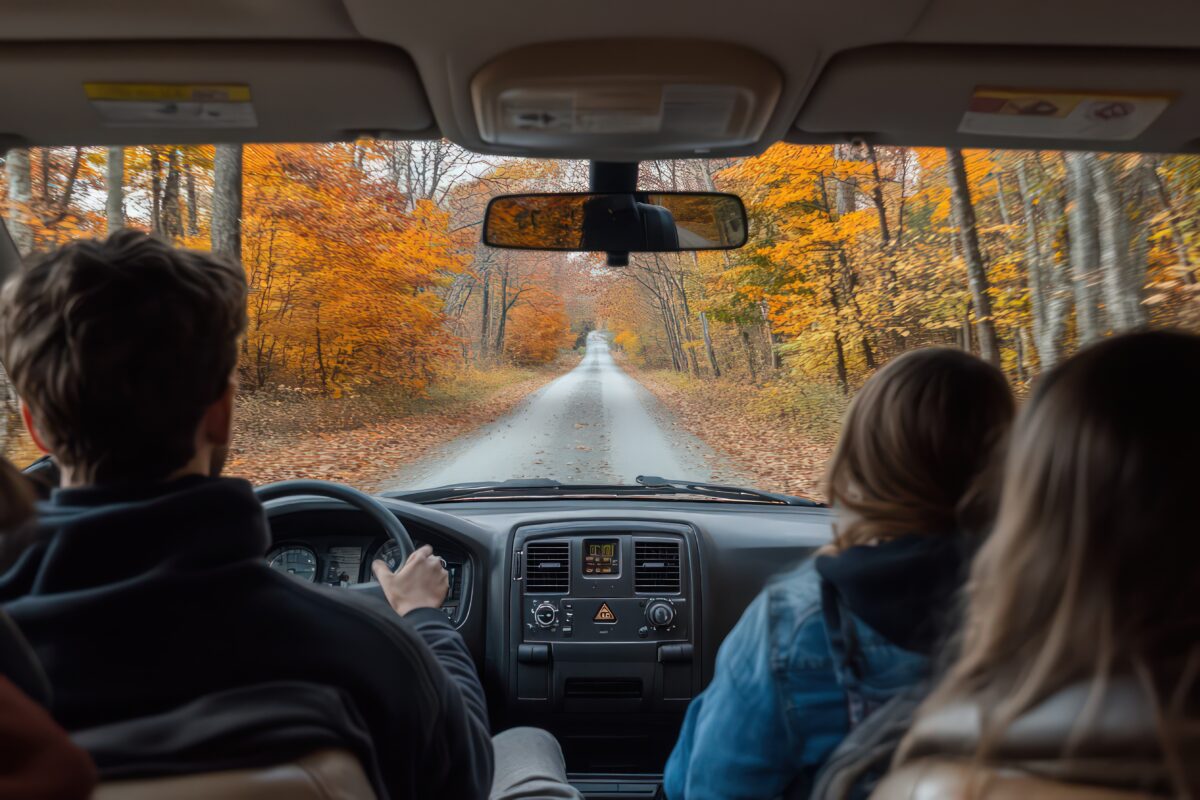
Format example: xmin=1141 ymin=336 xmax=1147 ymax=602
xmin=254 ymin=480 xmax=416 ymax=568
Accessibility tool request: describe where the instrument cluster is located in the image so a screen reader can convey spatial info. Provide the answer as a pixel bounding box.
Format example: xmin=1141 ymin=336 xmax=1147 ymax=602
xmin=265 ymin=537 xmax=465 ymax=621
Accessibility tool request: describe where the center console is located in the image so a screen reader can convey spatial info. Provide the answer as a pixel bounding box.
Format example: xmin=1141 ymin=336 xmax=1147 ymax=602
xmin=507 ymin=521 xmax=700 ymax=717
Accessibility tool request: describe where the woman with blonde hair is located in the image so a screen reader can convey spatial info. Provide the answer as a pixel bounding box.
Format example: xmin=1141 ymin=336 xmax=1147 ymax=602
xmin=664 ymin=347 xmax=1014 ymax=799
xmin=884 ymin=331 xmax=1200 ymax=798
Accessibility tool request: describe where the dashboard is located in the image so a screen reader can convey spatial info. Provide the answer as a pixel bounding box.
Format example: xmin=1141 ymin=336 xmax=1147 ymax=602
xmin=260 ymin=494 xmax=833 ymax=781
xmin=263 ymin=509 xmax=470 ymax=625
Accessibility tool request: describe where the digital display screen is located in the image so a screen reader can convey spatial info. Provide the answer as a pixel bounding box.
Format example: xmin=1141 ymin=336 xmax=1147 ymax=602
xmin=583 ymin=538 xmax=619 ymax=576
xmin=326 ymin=546 xmax=362 ymax=586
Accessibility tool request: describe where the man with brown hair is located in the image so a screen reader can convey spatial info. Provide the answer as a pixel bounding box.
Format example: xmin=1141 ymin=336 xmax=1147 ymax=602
xmin=0 ymin=230 xmax=509 ymax=798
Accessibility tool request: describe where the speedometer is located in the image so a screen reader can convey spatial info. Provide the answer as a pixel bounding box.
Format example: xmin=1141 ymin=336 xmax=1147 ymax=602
xmin=266 ymin=546 xmax=318 ymax=582
xmin=374 ymin=540 xmax=405 ymax=571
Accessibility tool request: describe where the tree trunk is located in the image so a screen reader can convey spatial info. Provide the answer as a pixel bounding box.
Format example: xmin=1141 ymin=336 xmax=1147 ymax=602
xmin=1016 ymin=159 xmax=1068 ymax=370
xmin=865 ymin=144 xmax=891 ymax=246
xmin=160 ymin=148 xmax=183 ymax=243
xmin=1014 ymin=325 xmax=1027 ymax=384
xmin=212 ymin=144 xmax=243 ymax=261
xmin=652 ymin=267 xmax=688 ymax=372
xmin=835 ymin=177 xmax=856 ymax=217
xmin=700 ymin=311 xmax=720 ymax=378
xmin=738 ymin=327 xmax=759 ymax=385
xmin=759 ymin=301 xmax=780 ymax=370
xmin=1088 ymin=154 xmax=1147 ymax=331
xmin=478 ymin=270 xmax=491 ymax=361
xmin=494 ymin=268 xmax=508 ymax=356
xmin=826 ymin=264 xmax=852 ymax=393
xmin=994 ymin=173 xmax=1013 ymax=226
xmin=945 ymin=148 xmax=1000 ymax=365
xmin=105 ymin=146 xmax=125 ymax=234
xmin=1064 ymin=153 xmax=1103 ymax=344
xmin=313 ymin=303 xmax=330 ymax=392
xmin=677 ymin=290 xmax=701 ymax=376
xmin=184 ymin=160 xmax=200 ymax=236
xmin=660 ymin=307 xmax=683 ymax=372
xmin=832 ymin=330 xmax=849 ymax=395
xmin=4 ymin=148 xmax=34 ymax=254
xmin=860 ymin=336 xmax=877 ymax=371
xmin=960 ymin=302 xmax=973 ymax=353
xmin=149 ymin=147 xmax=163 ymax=238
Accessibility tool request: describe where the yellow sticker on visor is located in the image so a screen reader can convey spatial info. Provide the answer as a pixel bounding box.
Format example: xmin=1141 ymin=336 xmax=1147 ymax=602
xmin=84 ymin=83 xmax=256 ymax=129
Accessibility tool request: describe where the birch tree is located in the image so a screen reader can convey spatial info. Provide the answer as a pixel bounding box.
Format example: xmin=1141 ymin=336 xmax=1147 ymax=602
xmin=212 ymin=143 xmax=243 ymax=262
xmin=1064 ymin=153 xmax=1104 ymax=343
xmin=1089 ymin=154 xmax=1148 ymax=331
xmin=105 ymin=146 xmax=124 ymax=234
xmin=1016 ymin=157 xmax=1069 ymax=369
xmin=4 ymin=148 xmax=33 ymax=255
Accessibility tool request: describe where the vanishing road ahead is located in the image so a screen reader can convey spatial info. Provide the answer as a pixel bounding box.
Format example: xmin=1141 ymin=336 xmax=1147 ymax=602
xmin=389 ymin=332 xmax=740 ymax=489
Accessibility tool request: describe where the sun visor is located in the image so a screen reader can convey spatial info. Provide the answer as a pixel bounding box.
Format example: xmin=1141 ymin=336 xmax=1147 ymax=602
xmin=791 ymin=45 xmax=1200 ymax=153
xmin=0 ymin=41 xmax=435 ymax=147
xmin=471 ymin=40 xmax=783 ymax=159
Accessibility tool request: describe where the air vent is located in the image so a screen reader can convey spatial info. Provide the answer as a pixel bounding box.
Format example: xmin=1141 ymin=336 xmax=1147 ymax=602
xmin=564 ymin=678 xmax=642 ymax=699
xmin=525 ymin=542 xmax=570 ymax=593
xmin=634 ymin=540 xmax=681 ymax=594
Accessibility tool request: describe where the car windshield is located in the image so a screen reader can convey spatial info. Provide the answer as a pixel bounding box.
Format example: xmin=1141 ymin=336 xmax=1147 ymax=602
xmin=2 ymin=142 xmax=1198 ymax=501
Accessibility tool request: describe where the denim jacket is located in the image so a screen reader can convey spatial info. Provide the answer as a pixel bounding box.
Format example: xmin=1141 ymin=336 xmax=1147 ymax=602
xmin=663 ymin=536 xmax=966 ymax=800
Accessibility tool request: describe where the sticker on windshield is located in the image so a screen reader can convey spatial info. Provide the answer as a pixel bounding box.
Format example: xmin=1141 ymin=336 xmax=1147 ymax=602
xmin=84 ymin=83 xmax=257 ymax=129
xmin=958 ymin=88 xmax=1170 ymax=141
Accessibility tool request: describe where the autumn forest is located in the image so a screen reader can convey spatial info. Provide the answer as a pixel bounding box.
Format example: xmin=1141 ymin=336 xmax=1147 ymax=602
xmin=2 ymin=140 xmax=1198 ymax=492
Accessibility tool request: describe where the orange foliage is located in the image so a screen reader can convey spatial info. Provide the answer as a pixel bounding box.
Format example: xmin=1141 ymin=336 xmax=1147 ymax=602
xmin=505 ymin=288 xmax=572 ymax=365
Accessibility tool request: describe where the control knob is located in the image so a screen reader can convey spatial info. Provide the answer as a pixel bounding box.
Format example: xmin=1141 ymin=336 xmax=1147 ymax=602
xmin=645 ymin=599 xmax=676 ymax=629
xmin=533 ymin=602 xmax=558 ymax=629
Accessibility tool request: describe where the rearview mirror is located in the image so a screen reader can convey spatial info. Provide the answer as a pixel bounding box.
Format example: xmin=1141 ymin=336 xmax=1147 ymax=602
xmin=483 ymin=192 xmax=748 ymax=252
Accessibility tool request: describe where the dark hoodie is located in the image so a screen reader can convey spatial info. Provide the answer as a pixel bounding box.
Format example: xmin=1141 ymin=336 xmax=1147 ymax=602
xmin=815 ymin=534 xmax=969 ymax=656
xmin=0 ymin=476 xmax=493 ymax=799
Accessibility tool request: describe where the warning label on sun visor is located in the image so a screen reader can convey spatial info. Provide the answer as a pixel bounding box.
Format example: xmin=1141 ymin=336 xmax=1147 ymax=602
xmin=958 ymin=88 xmax=1170 ymax=141
xmin=85 ymin=83 xmax=257 ymax=128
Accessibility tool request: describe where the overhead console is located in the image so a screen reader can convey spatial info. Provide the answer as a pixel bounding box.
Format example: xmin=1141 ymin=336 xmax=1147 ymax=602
xmin=471 ymin=40 xmax=783 ymax=159
xmin=508 ymin=521 xmax=700 ymax=714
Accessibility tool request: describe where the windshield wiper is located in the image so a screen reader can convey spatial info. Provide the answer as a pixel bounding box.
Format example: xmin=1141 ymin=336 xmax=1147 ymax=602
xmin=634 ymin=475 xmax=823 ymax=507
xmin=387 ymin=479 xmax=565 ymax=504
xmin=387 ymin=477 xmax=822 ymax=506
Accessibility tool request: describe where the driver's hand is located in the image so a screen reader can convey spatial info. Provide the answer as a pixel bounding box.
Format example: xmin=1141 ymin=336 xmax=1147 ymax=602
xmin=372 ymin=544 xmax=449 ymax=617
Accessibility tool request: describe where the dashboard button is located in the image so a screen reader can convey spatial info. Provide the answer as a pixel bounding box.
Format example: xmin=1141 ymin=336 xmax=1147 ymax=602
xmin=533 ymin=602 xmax=558 ymax=629
xmin=645 ymin=600 xmax=676 ymax=628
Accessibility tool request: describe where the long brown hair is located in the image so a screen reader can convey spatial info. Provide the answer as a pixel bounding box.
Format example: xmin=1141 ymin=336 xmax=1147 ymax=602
xmin=826 ymin=347 xmax=1014 ymax=548
xmin=903 ymin=331 xmax=1200 ymax=781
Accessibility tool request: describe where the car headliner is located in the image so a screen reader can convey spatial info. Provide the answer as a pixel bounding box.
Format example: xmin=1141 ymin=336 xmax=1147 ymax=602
xmin=0 ymin=0 xmax=1198 ymax=158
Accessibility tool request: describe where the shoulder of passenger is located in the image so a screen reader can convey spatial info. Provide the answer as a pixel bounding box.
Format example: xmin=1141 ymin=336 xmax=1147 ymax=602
xmin=763 ymin=559 xmax=832 ymax=671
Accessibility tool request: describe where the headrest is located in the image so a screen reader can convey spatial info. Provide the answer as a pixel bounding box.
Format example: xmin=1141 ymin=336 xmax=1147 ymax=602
xmin=74 ymin=682 xmax=385 ymax=795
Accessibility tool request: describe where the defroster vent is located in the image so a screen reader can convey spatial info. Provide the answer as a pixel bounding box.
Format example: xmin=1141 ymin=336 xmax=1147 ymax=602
xmin=525 ymin=542 xmax=570 ymax=593
xmin=634 ymin=540 xmax=681 ymax=594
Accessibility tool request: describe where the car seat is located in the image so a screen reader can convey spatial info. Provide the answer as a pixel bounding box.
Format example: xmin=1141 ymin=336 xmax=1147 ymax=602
xmin=870 ymin=677 xmax=1196 ymax=799
xmin=76 ymin=681 xmax=383 ymax=800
